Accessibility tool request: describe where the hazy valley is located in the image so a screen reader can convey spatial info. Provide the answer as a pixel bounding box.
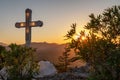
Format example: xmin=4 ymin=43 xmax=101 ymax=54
xmin=0 ymin=42 xmax=85 ymax=67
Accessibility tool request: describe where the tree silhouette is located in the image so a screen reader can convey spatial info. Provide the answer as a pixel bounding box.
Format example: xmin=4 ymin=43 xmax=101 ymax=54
xmin=85 ymin=6 xmax=120 ymax=40
xmin=58 ymin=44 xmax=71 ymax=72
xmin=66 ymin=6 xmax=120 ymax=80
xmin=57 ymin=24 xmax=77 ymax=72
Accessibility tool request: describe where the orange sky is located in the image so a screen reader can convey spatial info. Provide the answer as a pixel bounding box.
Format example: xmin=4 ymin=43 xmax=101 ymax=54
xmin=0 ymin=0 xmax=119 ymax=45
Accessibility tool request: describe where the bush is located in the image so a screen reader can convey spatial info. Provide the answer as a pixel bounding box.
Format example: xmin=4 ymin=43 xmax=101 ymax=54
xmin=1 ymin=44 xmax=38 ymax=80
xmin=66 ymin=5 xmax=120 ymax=80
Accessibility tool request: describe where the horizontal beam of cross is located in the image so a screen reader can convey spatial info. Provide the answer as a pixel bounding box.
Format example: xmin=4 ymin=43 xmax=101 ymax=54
xmin=15 ymin=20 xmax=43 ymax=28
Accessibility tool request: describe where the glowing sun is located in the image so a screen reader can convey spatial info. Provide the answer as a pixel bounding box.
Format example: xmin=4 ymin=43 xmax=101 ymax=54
xmin=81 ymin=36 xmax=86 ymax=41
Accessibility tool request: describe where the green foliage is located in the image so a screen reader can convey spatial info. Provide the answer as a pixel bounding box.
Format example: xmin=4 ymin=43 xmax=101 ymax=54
xmin=66 ymin=5 xmax=120 ymax=80
xmin=85 ymin=5 xmax=120 ymax=80
xmin=57 ymin=45 xmax=71 ymax=72
xmin=65 ymin=23 xmax=76 ymax=40
xmin=0 ymin=45 xmax=6 ymax=69
xmin=57 ymin=24 xmax=77 ymax=72
xmin=85 ymin=6 xmax=120 ymax=40
xmin=1 ymin=44 xmax=38 ymax=80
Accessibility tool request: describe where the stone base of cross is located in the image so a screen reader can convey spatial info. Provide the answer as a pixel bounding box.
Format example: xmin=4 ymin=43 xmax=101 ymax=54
xmin=15 ymin=8 xmax=43 ymax=47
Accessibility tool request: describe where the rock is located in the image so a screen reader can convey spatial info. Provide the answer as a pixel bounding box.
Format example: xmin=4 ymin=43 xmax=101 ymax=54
xmin=0 ymin=67 xmax=8 ymax=80
xmin=34 ymin=61 xmax=57 ymax=78
xmin=37 ymin=65 xmax=90 ymax=80
xmin=70 ymin=63 xmax=90 ymax=73
xmin=38 ymin=72 xmax=87 ymax=80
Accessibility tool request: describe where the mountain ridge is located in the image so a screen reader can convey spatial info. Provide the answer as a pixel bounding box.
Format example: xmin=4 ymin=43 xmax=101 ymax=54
xmin=0 ymin=42 xmax=84 ymax=67
xmin=0 ymin=42 xmax=8 ymax=46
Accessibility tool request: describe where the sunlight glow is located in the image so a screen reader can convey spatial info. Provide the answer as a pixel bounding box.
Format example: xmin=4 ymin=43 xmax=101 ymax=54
xmin=73 ymin=35 xmax=80 ymax=40
xmin=81 ymin=36 xmax=86 ymax=41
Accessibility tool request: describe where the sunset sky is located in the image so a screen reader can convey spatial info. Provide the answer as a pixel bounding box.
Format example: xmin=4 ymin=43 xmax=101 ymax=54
xmin=0 ymin=0 xmax=120 ymax=45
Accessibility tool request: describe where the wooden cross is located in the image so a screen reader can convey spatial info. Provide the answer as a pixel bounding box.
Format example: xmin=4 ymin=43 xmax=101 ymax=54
xmin=15 ymin=8 xmax=43 ymax=47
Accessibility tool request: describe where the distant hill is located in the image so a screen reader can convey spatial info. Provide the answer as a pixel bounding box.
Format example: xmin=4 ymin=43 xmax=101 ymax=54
xmin=31 ymin=42 xmax=85 ymax=67
xmin=0 ymin=42 xmax=84 ymax=67
xmin=0 ymin=42 xmax=10 ymax=50
xmin=0 ymin=42 xmax=8 ymax=46
xmin=31 ymin=42 xmax=65 ymax=63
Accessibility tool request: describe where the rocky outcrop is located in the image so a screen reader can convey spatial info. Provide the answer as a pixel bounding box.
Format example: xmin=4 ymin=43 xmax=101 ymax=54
xmin=34 ymin=64 xmax=89 ymax=80
xmin=33 ymin=61 xmax=57 ymax=78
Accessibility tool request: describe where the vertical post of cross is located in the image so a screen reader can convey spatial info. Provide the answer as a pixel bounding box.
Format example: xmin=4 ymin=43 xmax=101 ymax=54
xmin=26 ymin=9 xmax=32 ymax=47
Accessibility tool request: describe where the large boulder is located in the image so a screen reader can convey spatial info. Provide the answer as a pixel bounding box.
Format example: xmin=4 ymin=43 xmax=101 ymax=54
xmin=34 ymin=61 xmax=57 ymax=78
